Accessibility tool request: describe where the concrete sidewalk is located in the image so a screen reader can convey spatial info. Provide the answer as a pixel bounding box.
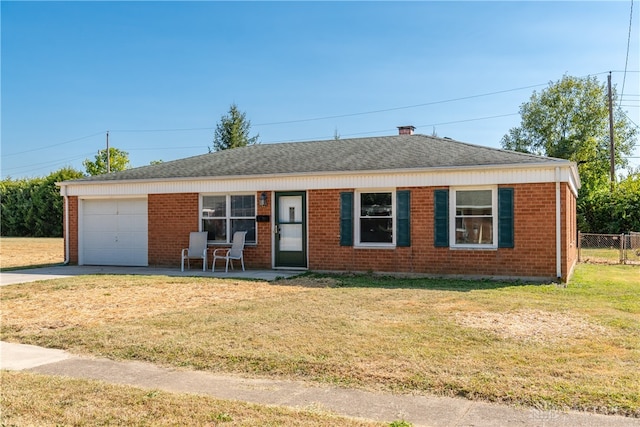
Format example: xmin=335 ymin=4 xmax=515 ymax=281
xmin=0 ymin=264 xmax=301 ymax=286
xmin=1 ymin=342 xmax=637 ymax=427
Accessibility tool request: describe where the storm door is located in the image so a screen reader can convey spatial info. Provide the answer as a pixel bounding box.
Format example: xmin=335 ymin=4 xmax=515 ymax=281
xmin=274 ymin=192 xmax=307 ymax=268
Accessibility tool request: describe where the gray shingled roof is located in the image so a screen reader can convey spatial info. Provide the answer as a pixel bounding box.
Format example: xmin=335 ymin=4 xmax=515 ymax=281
xmin=72 ymin=134 xmax=567 ymax=182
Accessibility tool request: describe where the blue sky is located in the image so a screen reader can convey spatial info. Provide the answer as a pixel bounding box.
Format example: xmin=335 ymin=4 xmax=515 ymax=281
xmin=2 ymin=1 xmax=639 ymax=179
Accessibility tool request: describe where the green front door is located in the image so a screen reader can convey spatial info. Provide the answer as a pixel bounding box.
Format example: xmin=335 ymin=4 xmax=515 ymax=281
xmin=274 ymin=192 xmax=307 ymax=268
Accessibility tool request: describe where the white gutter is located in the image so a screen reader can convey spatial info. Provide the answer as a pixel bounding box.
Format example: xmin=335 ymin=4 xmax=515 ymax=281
xmin=58 ymin=183 xmax=70 ymax=265
xmin=555 ymin=167 xmax=562 ymax=280
xmin=56 ymin=161 xmax=575 ymax=188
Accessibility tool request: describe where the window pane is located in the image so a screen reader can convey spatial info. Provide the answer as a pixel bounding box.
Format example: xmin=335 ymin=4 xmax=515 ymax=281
xmin=360 ymin=218 xmax=392 ymax=243
xmin=457 ymin=207 xmax=492 ymax=216
xmin=231 ymin=219 xmax=256 ymax=243
xmin=231 ymin=195 xmax=255 ymax=217
xmin=203 ymin=196 xmax=226 ymax=218
xmin=360 ymin=193 xmax=392 ymax=217
xmin=203 ymin=218 xmax=226 ymax=242
xmin=456 ymin=190 xmax=491 ymax=208
xmin=455 ymin=217 xmax=493 ymax=244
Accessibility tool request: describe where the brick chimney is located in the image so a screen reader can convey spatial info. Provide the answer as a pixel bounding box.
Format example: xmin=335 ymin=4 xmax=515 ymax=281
xmin=397 ymin=125 xmax=415 ymax=135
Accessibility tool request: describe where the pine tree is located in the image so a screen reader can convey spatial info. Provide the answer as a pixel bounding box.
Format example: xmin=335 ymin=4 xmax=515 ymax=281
xmin=211 ymin=104 xmax=259 ymax=152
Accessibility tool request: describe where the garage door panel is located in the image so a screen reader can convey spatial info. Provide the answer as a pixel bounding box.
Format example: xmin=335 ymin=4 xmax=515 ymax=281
xmin=117 ymin=200 xmax=146 ymax=214
xmin=81 ymin=199 xmax=148 ymax=266
xmin=116 ymin=232 xmax=147 ymax=248
xmin=117 ymin=214 xmax=147 ymax=232
xmin=84 ymin=215 xmax=118 ymax=232
xmin=84 ymin=200 xmax=118 ymax=215
xmin=121 ymin=247 xmax=147 ymax=265
xmin=84 ymin=231 xmax=117 ymax=249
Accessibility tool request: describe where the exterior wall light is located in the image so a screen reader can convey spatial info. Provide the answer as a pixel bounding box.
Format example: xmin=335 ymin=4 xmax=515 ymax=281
xmin=260 ymin=192 xmax=268 ymax=207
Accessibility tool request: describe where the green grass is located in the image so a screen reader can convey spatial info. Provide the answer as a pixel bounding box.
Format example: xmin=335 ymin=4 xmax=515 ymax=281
xmin=2 ymin=264 xmax=639 ymax=417
xmin=580 ymin=247 xmax=640 ymax=264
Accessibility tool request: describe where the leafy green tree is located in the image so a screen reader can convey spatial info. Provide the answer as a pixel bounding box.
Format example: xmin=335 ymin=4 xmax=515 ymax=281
xmin=33 ymin=167 xmax=85 ymax=236
xmin=1 ymin=167 xmax=83 ymax=237
xmin=501 ymin=75 xmax=637 ymax=195
xmin=578 ymin=171 xmax=640 ymax=233
xmin=1 ymin=177 xmax=36 ymax=236
xmin=83 ymin=147 xmax=130 ymax=176
xmin=211 ymin=104 xmax=259 ymax=152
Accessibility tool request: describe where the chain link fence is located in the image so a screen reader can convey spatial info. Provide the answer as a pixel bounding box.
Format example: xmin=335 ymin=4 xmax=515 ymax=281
xmin=578 ymin=232 xmax=640 ymax=265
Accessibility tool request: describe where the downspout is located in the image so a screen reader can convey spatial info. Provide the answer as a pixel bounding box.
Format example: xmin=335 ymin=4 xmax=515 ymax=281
xmin=555 ymin=168 xmax=562 ymax=280
xmin=62 ymin=185 xmax=70 ymax=265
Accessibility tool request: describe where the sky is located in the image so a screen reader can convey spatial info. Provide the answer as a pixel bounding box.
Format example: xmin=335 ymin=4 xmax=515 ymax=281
xmin=2 ymin=1 xmax=639 ymax=180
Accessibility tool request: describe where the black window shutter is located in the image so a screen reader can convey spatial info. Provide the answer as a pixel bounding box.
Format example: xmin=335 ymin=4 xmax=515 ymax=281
xmin=434 ymin=189 xmax=449 ymax=247
xmin=396 ymin=190 xmax=411 ymax=247
xmin=340 ymin=192 xmax=354 ymax=246
xmin=498 ymin=187 xmax=514 ymax=248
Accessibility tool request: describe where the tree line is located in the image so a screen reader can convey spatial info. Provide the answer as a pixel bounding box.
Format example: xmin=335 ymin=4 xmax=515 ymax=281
xmin=502 ymin=74 xmax=639 ymax=234
xmin=2 ymin=86 xmax=638 ymax=237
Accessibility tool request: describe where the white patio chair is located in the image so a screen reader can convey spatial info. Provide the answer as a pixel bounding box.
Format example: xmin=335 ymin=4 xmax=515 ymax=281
xmin=212 ymin=231 xmax=247 ymax=272
xmin=181 ymin=231 xmax=209 ymax=272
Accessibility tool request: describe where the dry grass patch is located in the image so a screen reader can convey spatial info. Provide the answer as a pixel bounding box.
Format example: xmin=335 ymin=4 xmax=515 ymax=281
xmin=454 ymin=309 xmax=608 ymax=343
xmin=0 ymin=237 xmax=64 ymax=269
xmin=2 ymin=265 xmax=639 ymax=417
xmin=1 ymin=275 xmax=305 ymax=334
xmin=1 ymin=371 xmax=382 ymax=426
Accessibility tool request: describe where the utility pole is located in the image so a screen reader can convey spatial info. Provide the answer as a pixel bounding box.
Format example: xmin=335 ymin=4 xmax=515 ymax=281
xmin=106 ymin=131 xmax=111 ymax=174
xmin=607 ymin=72 xmax=615 ymax=191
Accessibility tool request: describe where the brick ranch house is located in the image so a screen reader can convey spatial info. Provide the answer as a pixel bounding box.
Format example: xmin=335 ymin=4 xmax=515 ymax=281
xmin=58 ymin=126 xmax=581 ymax=281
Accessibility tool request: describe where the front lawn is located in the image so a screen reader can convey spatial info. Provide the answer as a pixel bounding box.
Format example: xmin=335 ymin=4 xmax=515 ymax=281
xmin=1 ymin=264 xmax=638 ymax=417
xmin=0 ymin=371 xmax=381 ymax=426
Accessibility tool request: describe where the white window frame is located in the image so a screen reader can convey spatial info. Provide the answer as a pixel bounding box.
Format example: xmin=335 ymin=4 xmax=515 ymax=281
xmin=355 ymin=189 xmax=396 ymax=248
xmin=450 ymin=186 xmax=497 ymax=249
xmin=200 ymin=193 xmax=257 ymax=245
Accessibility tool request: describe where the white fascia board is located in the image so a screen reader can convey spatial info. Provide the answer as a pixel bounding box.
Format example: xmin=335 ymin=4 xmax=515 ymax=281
xmin=58 ymin=162 xmax=577 ymax=197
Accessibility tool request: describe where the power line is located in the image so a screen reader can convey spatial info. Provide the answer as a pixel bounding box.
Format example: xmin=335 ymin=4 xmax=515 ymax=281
xmin=102 ymin=80 xmax=567 ymax=134
xmin=1 ymin=152 xmax=95 ymax=176
xmin=76 ymin=72 xmax=640 ymax=134
xmin=618 ymin=108 xmax=640 ymax=129
xmin=4 ymin=70 xmax=639 ymax=159
xmin=2 ymin=131 xmax=105 ymax=157
xmin=126 ymin=145 xmax=208 ymax=151
xmin=252 ymin=85 xmax=549 ymax=127
xmin=417 ymin=113 xmax=520 ymax=129
xmin=111 ymin=126 xmax=215 ymax=133
xmin=619 ymin=0 xmax=635 ymax=109
xmin=261 ymin=113 xmax=520 ymax=143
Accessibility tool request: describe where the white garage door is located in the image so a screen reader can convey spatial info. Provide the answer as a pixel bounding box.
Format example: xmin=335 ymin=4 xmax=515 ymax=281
xmin=81 ymin=198 xmax=148 ymax=266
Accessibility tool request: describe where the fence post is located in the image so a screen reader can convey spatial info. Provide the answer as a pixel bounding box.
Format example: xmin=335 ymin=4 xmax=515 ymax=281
xmin=620 ymin=233 xmax=624 ymax=264
xmin=577 ymin=231 xmax=582 ymax=262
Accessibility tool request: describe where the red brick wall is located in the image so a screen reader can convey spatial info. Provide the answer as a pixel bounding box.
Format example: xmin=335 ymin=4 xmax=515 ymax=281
xmin=65 ymin=196 xmax=79 ymax=264
xmin=147 ymin=192 xmax=272 ymax=269
xmin=250 ymin=191 xmax=273 ymax=268
xmin=307 ymin=184 xmax=570 ymax=280
xmin=562 ymin=183 xmax=578 ymax=279
xmin=66 ymin=183 xmax=577 ymax=280
xmin=148 ymin=193 xmax=200 ymax=267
